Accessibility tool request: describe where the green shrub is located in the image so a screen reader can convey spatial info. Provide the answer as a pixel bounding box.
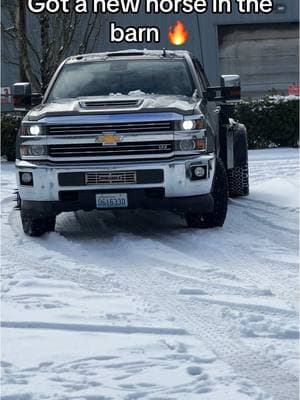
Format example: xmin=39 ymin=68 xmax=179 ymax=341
xmin=235 ymin=97 xmax=299 ymax=149
xmin=1 ymin=113 xmax=22 ymax=161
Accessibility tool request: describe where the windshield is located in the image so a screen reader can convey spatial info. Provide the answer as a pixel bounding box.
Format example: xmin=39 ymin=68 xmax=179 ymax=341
xmin=47 ymin=59 xmax=196 ymax=101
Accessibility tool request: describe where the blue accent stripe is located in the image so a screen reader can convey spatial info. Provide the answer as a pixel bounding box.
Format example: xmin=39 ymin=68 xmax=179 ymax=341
xmin=39 ymin=112 xmax=183 ymax=125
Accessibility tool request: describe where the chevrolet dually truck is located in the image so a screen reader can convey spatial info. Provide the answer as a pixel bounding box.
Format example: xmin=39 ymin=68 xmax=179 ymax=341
xmin=13 ymin=50 xmax=249 ymax=236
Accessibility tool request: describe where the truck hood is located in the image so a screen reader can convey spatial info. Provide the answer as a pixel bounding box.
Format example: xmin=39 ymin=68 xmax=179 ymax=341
xmin=27 ymin=94 xmax=201 ymax=121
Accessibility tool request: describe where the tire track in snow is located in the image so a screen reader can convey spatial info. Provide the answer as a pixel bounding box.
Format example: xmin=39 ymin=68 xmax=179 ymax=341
xmin=109 ymin=208 xmax=298 ymax=307
xmin=59 ymin=204 xmax=299 ymax=310
xmin=114 ymin=265 xmax=298 ymax=400
xmin=56 ymin=209 xmax=298 ymax=400
xmin=7 ymin=196 xmax=298 ymax=309
xmin=231 ymin=197 xmax=299 ymax=215
xmin=4 ymin=205 xmax=299 ymax=400
xmin=2 ymin=150 xmax=299 ymax=399
xmin=1 ymin=321 xmax=187 ymax=336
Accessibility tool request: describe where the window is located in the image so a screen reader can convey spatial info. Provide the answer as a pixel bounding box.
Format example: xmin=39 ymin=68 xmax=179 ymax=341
xmin=47 ymin=59 xmax=196 ymax=101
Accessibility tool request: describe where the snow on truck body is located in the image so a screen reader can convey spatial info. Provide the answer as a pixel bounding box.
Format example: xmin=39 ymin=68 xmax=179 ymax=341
xmin=13 ymin=50 xmax=249 ymax=236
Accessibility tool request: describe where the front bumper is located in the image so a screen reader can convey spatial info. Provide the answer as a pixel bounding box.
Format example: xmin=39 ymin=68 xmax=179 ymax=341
xmin=16 ymin=154 xmax=215 ymax=214
xmin=21 ymin=193 xmax=214 ymax=217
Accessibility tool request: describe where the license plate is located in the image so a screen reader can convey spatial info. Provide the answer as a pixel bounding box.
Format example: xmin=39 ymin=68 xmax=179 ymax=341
xmin=96 ymin=193 xmax=128 ymax=209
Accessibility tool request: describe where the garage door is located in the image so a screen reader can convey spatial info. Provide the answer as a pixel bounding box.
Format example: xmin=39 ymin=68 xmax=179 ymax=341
xmin=218 ymin=23 xmax=299 ymax=98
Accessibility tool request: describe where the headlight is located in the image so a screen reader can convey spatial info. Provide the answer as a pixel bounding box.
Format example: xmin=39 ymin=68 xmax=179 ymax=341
xmin=21 ymin=124 xmax=45 ymax=136
xmin=182 ymin=120 xmax=195 ymax=130
xmin=29 ymin=125 xmax=41 ymax=136
xmin=175 ymin=137 xmax=206 ymax=153
xmin=179 ymin=139 xmax=196 ymax=151
xmin=20 ymin=145 xmax=48 ymax=158
xmin=181 ymin=118 xmax=205 ymax=131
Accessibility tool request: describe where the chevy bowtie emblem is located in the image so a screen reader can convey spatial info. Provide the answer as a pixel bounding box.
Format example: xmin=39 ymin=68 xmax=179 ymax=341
xmin=95 ymin=133 xmax=123 ymax=146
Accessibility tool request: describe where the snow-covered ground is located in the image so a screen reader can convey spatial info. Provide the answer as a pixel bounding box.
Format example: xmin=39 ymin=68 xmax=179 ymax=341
xmin=1 ymin=148 xmax=299 ymax=400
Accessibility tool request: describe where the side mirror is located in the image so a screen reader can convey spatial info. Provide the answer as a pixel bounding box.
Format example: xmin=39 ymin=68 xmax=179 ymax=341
xmin=13 ymin=83 xmax=43 ymax=110
xmin=221 ymin=75 xmax=241 ymax=100
xmin=13 ymin=83 xmax=32 ymax=111
xmin=204 ymin=88 xmax=217 ymax=101
xmin=32 ymin=93 xmax=43 ymax=107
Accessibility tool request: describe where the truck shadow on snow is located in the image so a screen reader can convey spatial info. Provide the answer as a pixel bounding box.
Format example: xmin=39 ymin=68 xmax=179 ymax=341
xmin=55 ymin=209 xmax=189 ymax=240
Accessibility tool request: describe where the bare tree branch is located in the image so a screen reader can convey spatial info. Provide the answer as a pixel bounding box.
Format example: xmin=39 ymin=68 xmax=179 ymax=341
xmin=2 ymin=1 xmax=104 ymax=91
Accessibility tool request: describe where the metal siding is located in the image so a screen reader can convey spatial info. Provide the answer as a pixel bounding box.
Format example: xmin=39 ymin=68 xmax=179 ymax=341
xmin=218 ymin=23 xmax=299 ymax=97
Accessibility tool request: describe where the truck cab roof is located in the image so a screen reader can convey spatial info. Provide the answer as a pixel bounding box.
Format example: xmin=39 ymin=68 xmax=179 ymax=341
xmin=65 ymin=49 xmax=192 ymax=64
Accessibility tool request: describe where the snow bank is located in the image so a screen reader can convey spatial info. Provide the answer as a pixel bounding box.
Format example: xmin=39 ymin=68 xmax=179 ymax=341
xmin=249 ymin=148 xmax=299 ymax=209
xmin=251 ymin=176 xmax=299 ymax=209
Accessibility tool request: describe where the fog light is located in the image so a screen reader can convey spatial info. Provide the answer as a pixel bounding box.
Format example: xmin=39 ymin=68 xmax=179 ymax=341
xmin=180 ymin=139 xmax=195 ymax=151
xmin=20 ymin=172 xmax=33 ymax=186
xmin=191 ymin=166 xmax=207 ymax=180
xmin=194 ymin=166 xmax=206 ymax=178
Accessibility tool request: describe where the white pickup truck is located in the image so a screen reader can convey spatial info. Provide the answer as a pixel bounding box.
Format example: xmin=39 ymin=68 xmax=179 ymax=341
xmin=13 ymin=49 xmax=249 ymax=236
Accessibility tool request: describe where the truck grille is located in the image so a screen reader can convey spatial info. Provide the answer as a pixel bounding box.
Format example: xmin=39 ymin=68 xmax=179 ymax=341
xmin=85 ymin=171 xmax=137 ymax=185
xmin=49 ymin=141 xmax=173 ymax=158
xmin=48 ymin=121 xmax=173 ymax=135
xmin=58 ymin=170 xmax=164 ymax=186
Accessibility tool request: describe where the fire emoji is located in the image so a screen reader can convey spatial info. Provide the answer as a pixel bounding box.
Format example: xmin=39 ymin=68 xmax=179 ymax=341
xmin=168 ymin=20 xmax=189 ymax=46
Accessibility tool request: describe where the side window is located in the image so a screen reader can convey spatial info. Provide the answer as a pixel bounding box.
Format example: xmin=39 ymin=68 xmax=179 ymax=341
xmin=192 ymin=58 xmax=209 ymax=90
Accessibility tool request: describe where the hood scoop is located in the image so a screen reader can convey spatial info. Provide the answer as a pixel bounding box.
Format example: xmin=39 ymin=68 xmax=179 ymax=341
xmin=79 ymin=99 xmax=143 ymax=110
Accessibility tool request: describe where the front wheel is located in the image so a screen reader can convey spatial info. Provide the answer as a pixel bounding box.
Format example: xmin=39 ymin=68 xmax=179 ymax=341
xmin=21 ymin=209 xmax=56 ymax=237
xmin=185 ymin=158 xmax=228 ymax=228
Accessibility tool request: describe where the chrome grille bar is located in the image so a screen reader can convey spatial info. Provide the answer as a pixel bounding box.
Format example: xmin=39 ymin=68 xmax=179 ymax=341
xmin=48 ymin=121 xmax=173 ymax=135
xmin=85 ymin=171 xmax=137 ymax=185
xmin=49 ymin=141 xmax=173 ymax=158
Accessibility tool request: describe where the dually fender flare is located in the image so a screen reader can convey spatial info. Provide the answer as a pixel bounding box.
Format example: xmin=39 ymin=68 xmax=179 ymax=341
xmin=226 ymin=119 xmax=248 ymax=170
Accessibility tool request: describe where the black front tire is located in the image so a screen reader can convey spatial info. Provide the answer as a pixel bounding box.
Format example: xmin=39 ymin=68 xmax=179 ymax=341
xmin=21 ymin=209 xmax=56 ymax=237
xmin=228 ymin=164 xmax=249 ymax=198
xmin=185 ymin=158 xmax=228 ymax=228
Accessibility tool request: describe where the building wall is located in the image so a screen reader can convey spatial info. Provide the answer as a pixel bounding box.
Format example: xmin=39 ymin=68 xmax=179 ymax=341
xmin=99 ymin=0 xmax=299 ymax=86
xmin=1 ymin=0 xmax=299 ymax=110
xmin=218 ymin=22 xmax=299 ymax=97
